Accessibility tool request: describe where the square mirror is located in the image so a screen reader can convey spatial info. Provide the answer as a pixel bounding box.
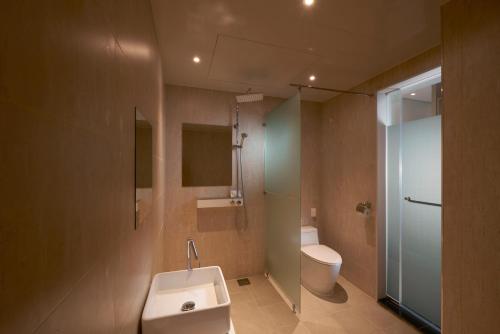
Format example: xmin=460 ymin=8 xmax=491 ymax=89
xmin=182 ymin=123 xmax=232 ymax=187
xmin=135 ymin=109 xmax=152 ymax=229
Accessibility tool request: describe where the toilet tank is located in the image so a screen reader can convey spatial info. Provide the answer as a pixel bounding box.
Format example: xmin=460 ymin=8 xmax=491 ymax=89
xmin=301 ymin=226 xmax=319 ymax=246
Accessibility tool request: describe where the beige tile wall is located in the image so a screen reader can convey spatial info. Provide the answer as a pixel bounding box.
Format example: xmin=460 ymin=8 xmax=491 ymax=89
xmin=0 ymin=1 xmax=165 ymax=333
xmin=301 ymin=103 xmax=323 ymax=227
xmin=163 ymin=85 xmax=277 ymax=279
xmin=162 ymin=85 xmax=321 ymax=279
xmin=319 ymin=46 xmax=441 ymax=298
xmin=441 ymin=1 xmax=500 ymax=333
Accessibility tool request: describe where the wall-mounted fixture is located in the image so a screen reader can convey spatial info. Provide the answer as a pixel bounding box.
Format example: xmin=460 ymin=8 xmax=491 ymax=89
xmin=289 ymin=83 xmax=373 ymax=97
xmin=356 ymin=201 xmax=372 ymax=216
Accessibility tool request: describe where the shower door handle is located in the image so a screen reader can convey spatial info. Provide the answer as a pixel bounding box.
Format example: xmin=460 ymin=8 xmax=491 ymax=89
xmin=404 ymin=197 xmax=441 ymax=207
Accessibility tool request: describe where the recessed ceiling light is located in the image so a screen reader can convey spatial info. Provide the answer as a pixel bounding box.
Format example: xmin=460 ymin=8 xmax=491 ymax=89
xmin=309 ymin=75 xmax=316 ymax=81
xmin=304 ymin=0 xmax=314 ymax=7
xmin=193 ymin=56 xmax=200 ymax=63
xmin=410 ymin=92 xmax=416 ymax=96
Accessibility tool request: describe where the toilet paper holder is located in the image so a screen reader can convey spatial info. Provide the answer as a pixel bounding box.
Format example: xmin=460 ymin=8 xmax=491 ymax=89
xmin=356 ymin=201 xmax=372 ymax=216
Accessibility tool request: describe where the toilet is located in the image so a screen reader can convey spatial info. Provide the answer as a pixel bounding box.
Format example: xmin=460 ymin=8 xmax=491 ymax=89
xmin=301 ymin=226 xmax=342 ymax=296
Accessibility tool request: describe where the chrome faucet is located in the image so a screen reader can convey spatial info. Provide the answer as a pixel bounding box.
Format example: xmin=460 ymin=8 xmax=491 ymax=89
xmin=187 ymin=238 xmax=199 ymax=270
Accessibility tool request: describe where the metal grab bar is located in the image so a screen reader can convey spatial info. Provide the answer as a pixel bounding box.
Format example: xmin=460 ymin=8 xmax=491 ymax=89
xmin=404 ymin=197 xmax=442 ymax=207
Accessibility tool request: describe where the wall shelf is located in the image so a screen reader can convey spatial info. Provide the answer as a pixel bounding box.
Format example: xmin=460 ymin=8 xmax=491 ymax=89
xmin=197 ymin=198 xmax=244 ymax=209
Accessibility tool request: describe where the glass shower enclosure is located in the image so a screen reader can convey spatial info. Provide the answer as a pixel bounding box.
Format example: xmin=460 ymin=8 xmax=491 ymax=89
xmin=386 ymin=74 xmax=442 ymax=330
xmin=265 ymin=93 xmax=301 ymax=312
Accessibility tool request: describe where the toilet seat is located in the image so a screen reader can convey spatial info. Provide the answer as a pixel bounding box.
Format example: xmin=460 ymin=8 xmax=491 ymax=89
xmin=301 ymin=244 xmax=342 ymax=265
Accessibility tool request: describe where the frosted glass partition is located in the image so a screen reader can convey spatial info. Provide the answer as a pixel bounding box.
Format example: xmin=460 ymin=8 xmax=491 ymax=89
xmin=265 ymin=93 xmax=301 ymax=311
xmin=401 ymin=116 xmax=441 ymax=326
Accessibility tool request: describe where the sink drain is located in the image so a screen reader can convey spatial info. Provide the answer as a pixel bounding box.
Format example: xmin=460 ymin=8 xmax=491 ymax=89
xmin=181 ymin=301 xmax=196 ymax=312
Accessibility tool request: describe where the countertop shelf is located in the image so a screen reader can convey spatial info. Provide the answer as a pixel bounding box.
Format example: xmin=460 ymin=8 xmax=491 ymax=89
xmin=197 ymin=198 xmax=244 ymax=209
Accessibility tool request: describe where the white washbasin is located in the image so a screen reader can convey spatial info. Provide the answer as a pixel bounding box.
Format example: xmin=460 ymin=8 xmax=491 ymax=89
xmin=142 ymin=266 xmax=231 ymax=334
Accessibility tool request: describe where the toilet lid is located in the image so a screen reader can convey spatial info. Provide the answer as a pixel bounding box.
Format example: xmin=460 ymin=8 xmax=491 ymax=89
xmin=301 ymin=245 xmax=342 ymax=265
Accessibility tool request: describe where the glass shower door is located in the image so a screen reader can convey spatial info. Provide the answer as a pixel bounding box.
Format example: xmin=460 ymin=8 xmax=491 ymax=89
xmin=265 ymin=93 xmax=301 ymax=311
xmin=401 ymin=115 xmax=441 ymax=326
xmin=386 ymin=81 xmax=441 ymax=329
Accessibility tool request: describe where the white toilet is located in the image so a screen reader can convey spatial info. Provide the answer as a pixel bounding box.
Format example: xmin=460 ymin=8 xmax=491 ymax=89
xmin=301 ymin=226 xmax=342 ymax=296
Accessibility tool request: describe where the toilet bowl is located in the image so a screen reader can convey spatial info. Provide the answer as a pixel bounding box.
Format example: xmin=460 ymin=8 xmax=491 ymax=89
xmin=301 ymin=226 xmax=342 ymax=296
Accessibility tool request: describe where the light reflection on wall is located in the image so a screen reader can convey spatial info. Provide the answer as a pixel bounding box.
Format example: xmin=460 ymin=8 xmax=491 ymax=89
xmin=81 ymin=32 xmax=152 ymax=60
xmin=118 ymin=40 xmax=152 ymax=60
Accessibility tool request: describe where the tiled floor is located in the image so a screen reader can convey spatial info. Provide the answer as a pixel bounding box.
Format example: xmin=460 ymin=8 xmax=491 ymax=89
xmin=226 ymin=275 xmax=423 ymax=334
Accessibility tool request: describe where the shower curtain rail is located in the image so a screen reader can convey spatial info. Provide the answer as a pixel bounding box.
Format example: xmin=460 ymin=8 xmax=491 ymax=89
xmin=404 ymin=196 xmax=442 ymax=207
xmin=289 ymin=83 xmax=374 ymax=97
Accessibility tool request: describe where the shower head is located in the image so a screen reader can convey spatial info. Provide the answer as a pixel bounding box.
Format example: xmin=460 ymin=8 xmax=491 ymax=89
xmin=240 ymin=133 xmax=248 ymax=147
xmin=236 ymin=92 xmax=263 ymax=103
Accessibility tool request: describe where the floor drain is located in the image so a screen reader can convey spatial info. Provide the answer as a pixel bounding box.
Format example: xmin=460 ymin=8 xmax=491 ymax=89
xmin=181 ymin=301 xmax=196 ymax=312
xmin=237 ymin=278 xmax=251 ymax=286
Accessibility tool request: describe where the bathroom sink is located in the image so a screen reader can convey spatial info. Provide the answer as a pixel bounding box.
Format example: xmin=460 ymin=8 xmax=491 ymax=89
xmin=142 ymin=266 xmax=231 ymax=334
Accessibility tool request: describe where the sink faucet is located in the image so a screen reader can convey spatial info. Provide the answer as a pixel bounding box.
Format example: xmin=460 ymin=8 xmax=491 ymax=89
xmin=187 ymin=238 xmax=199 ymax=270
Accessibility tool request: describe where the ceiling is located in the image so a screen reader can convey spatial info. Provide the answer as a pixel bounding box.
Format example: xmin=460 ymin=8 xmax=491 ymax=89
xmin=403 ymin=86 xmax=433 ymax=103
xmin=150 ymin=0 xmax=441 ymax=102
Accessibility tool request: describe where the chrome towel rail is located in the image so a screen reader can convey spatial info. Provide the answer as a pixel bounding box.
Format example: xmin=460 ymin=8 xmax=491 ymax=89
xmin=404 ymin=197 xmax=441 ymax=207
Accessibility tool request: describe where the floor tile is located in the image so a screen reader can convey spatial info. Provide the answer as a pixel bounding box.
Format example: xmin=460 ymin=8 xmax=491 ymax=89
xmin=301 ymin=315 xmax=349 ymax=334
xmin=382 ymin=321 xmax=423 ymax=334
xmin=250 ymin=282 xmax=283 ymax=306
xmin=329 ymin=309 xmax=382 ymax=333
xmin=271 ymin=323 xmax=312 ymax=334
xmin=261 ymin=302 xmax=300 ymax=327
xmin=227 ymin=275 xmax=425 ymax=334
xmin=350 ymin=301 xmax=401 ymax=329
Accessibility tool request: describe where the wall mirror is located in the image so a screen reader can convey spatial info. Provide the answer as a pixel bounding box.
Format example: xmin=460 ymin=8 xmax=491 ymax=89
xmin=182 ymin=123 xmax=232 ymax=187
xmin=135 ymin=108 xmax=152 ymax=229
